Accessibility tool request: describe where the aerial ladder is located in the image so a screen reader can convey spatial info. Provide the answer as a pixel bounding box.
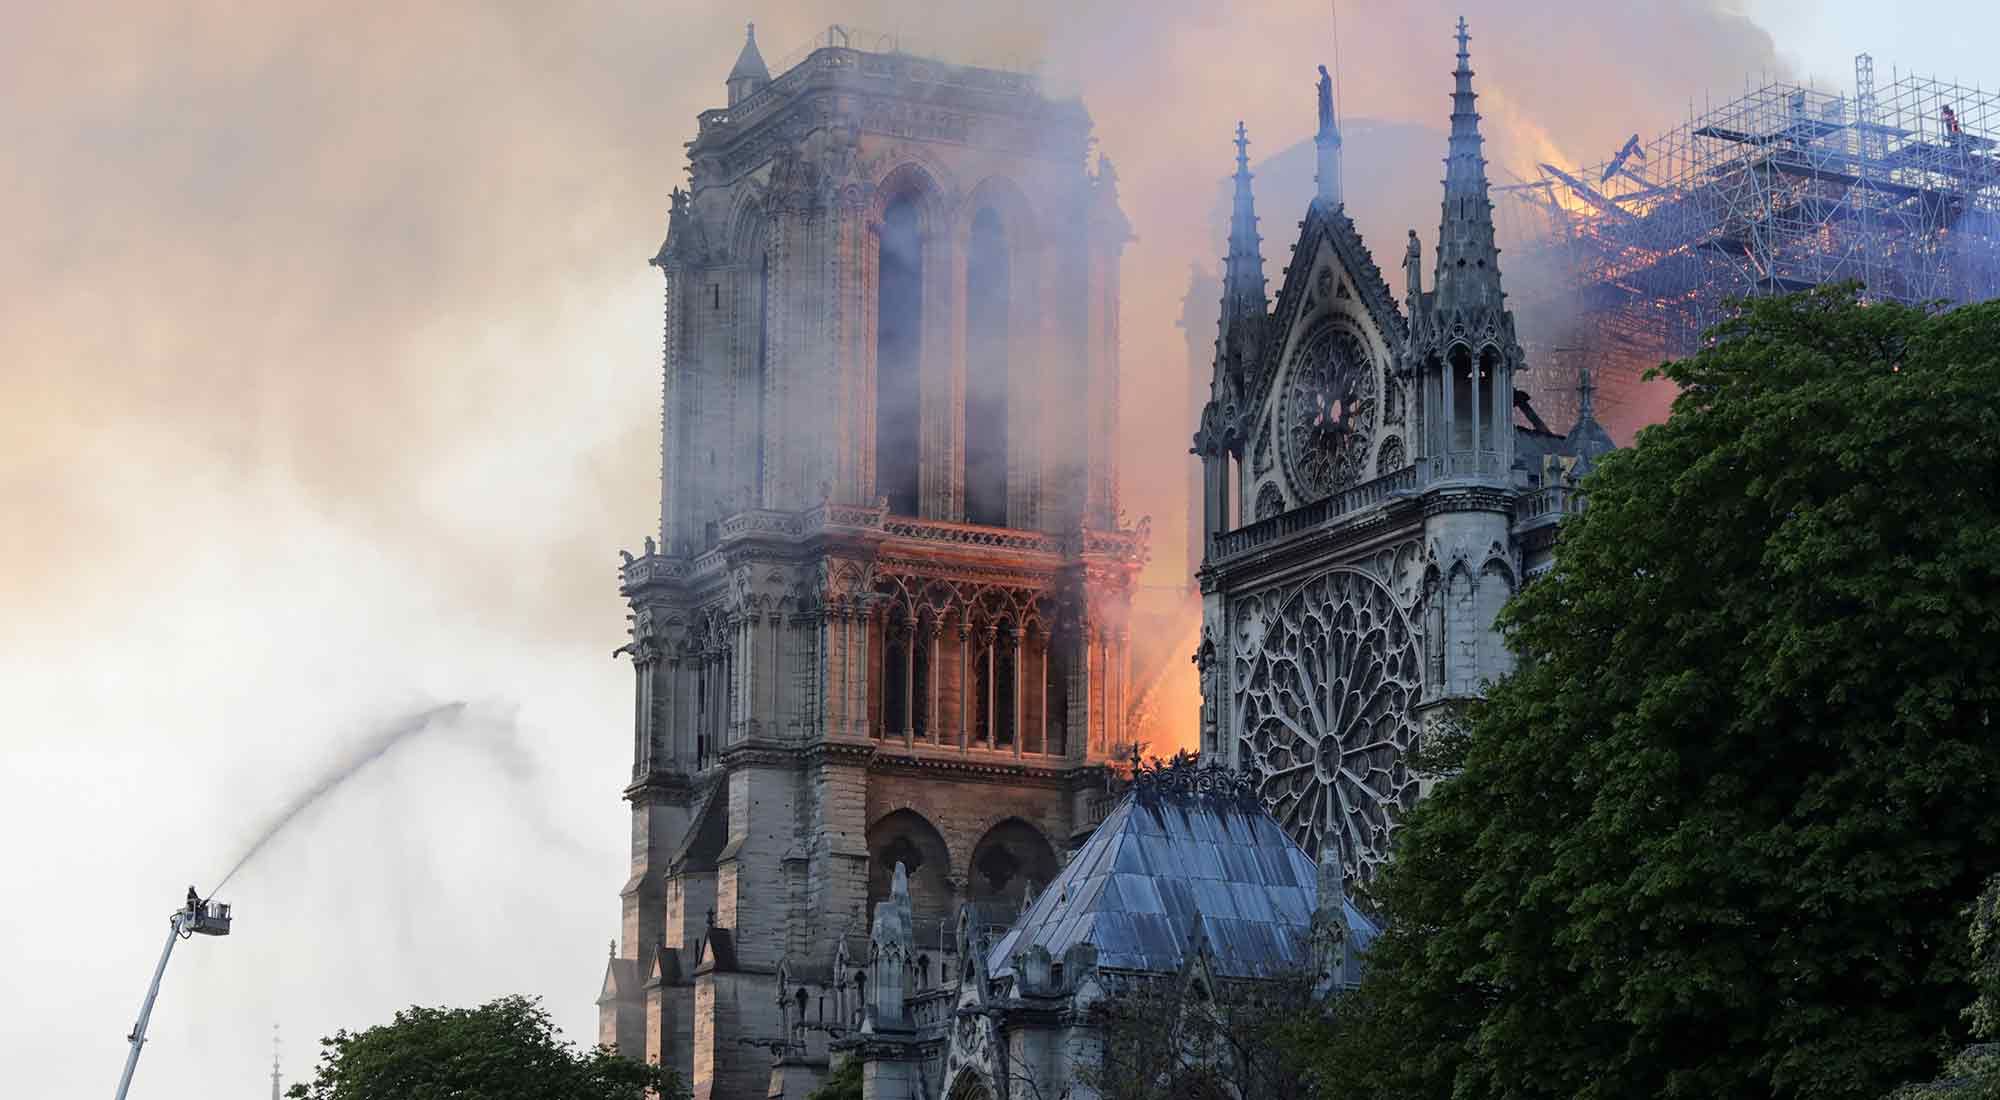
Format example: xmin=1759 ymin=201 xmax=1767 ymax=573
xmin=114 ymin=888 xmax=233 ymax=1100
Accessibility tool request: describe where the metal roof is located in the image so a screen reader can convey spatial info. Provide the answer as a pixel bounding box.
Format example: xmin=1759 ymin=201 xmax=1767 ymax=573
xmin=987 ymin=786 xmax=1379 ymax=982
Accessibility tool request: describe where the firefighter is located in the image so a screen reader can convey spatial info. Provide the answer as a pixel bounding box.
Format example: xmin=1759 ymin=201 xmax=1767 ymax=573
xmin=1943 ymin=104 xmax=1962 ymax=139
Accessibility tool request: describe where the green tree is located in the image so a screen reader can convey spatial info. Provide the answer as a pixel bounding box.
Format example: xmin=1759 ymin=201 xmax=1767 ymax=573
xmin=1084 ymin=970 xmax=1325 ymax=1100
xmin=804 ymin=1056 xmax=861 ymax=1100
xmin=285 ymin=994 xmax=682 ymax=1100
xmin=1326 ymin=287 xmax=2000 ymax=1100
xmin=1888 ymin=876 xmax=2000 ymax=1099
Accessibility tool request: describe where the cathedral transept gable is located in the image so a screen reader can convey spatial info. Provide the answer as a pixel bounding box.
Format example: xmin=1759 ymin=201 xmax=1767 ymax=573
xmin=1242 ymin=203 xmax=1411 ymax=510
xmin=1252 ymin=202 xmax=1407 ymax=417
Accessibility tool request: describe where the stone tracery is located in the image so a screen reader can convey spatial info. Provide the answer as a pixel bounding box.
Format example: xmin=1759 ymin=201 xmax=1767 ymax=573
xmin=1234 ymin=568 xmax=1423 ymax=890
xmin=1280 ymin=320 xmax=1379 ymax=501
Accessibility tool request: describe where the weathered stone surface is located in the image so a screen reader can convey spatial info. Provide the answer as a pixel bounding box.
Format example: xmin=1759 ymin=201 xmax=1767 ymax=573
xmin=602 ymin=30 xmax=1144 ymax=1100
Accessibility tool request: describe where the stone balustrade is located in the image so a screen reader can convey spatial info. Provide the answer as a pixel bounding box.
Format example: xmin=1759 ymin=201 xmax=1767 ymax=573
xmin=1211 ymin=465 xmax=1419 ymax=562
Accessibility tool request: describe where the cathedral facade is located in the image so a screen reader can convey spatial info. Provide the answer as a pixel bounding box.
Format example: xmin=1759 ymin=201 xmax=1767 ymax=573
xmin=597 ymin=26 xmax=1146 ymax=1099
xmin=1193 ymin=20 xmax=1611 ymax=898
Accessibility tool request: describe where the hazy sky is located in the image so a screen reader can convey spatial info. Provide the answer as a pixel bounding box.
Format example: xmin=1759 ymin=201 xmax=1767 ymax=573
xmin=0 ymin=3 xmax=1984 ymax=1097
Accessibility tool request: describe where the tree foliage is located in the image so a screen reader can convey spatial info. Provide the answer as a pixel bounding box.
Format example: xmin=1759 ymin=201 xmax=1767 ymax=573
xmin=1887 ymin=877 xmax=2000 ymax=1099
xmin=285 ymin=994 xmax=682 ymax=1100
xmin=1325 ymin=287 xmax=2000 ymax=1100
xmin=804 ymin=1055 xmax=862 ymax=1100
xmin=1083 ymin=970 xmax=1325 ymax=1100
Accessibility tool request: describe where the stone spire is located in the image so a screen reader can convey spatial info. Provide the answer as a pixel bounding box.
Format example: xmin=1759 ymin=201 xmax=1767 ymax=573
xmin=1433 ymin=17 xmax=1504 ymax=313
xmin=1565 ymin=365 xmax=1616 ymax=467
xmin=725 ymin=22 xmax=770 ymax=107
xmin=1315 ymin=64 xmax=1343 ymax=208
xmin=1220 ymin=122 xmax=1268 ymax=335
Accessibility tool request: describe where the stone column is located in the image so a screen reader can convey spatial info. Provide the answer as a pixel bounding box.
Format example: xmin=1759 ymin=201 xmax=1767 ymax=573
xmin=902 ymin=616 xmax=916 ymax=747
xmin=664 ymin=656 xmax=684 ymax=768
xmin=766 ymin=608 xmax=784 ymax=740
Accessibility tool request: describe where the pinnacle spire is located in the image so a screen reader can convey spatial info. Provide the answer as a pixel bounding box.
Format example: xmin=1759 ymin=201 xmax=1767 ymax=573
xmin=1434 ymin=16 xmax=1503 ymax=309
xmin=726 ymin=22 xmax=770 ymax=105
xmin=1221 ymin=122 xmax=1268 ymax=329
xmin=1565 ymin=364 xmax=1615 ymax=464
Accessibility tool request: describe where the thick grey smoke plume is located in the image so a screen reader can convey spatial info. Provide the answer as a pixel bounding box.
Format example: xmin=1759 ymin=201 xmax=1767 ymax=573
xmin=1 ymin=3 xmax=1781 ymax=1098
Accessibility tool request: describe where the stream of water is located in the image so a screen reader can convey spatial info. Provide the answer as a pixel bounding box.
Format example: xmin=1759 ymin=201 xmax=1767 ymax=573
xmin=207 ymin=701 xmax=467 ymax=895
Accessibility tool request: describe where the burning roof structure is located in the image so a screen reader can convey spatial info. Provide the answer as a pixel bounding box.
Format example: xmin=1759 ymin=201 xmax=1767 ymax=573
xmin=1496 ymin=55 xmax=2000 ymax=435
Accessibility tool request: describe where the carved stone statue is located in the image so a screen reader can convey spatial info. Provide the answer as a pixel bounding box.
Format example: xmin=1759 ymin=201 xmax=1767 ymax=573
xmin=1317 ymin=65 xmax=1334 ymax=134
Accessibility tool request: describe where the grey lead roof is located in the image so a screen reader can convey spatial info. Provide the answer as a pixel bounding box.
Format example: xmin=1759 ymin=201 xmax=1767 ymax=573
xmin=987 ymin=788 xmax=1379 ymax=982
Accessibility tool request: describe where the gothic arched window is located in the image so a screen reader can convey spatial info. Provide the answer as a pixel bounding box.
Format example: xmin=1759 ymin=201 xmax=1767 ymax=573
xmin=1450 ymin=345 xmax=1476 ymax=452
xmin=878 ymin=197 xmax=924 ymax=515
xmin=756 ymin=252 xmax=771 ymax=502
xmin=964 ymin=206 xmax=1010 ymax=525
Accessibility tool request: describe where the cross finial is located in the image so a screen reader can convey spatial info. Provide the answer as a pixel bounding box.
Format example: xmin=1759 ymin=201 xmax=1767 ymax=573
xmin=746 ymin=22 xmax=755 ymax=43
xmin=1576 ymin=365 xmax=1597 ymax=418
xmin=608 ymin=938 xmax=616 ymax=957
xmin=1233 ymin=121 xmax=1250 ymax=170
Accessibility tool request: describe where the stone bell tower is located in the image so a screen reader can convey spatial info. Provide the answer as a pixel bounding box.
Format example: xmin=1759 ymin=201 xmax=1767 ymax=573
xmin=599 ymin=25 xmax=1143 ymax=1099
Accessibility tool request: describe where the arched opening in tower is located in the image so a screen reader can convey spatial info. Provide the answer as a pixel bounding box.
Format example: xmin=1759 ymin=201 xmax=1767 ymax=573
xmin=878 ymin=197 xmax=923 ymax=515
xmin=755 ymin=252 xmax=770 ymax=502
xmin=882 ymin=611 xmax=931 ymax=741
xmin=1450 ymin=344 xmax=1476 ymax=452
xmin=969 ymin=623 xmax=1021 ymax=749
xmin=965 ymin=206 xmax=1010 ymax=526
xmin=967 ymin=818 xmax=1058 ymax=912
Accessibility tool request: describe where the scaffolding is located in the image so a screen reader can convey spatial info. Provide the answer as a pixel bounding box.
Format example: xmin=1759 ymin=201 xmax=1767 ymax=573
xmin=1497 ymin=56 xmax=2000 ymax=431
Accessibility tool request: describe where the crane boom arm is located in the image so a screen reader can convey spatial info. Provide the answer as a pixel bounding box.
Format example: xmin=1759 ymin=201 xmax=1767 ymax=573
xmin=115 ymin=913 xmax=187 ymax=1100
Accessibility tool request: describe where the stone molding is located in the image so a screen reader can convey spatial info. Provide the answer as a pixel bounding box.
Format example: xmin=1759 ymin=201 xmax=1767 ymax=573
xmin=1420 ymin=485 xmax=1516 ymax=517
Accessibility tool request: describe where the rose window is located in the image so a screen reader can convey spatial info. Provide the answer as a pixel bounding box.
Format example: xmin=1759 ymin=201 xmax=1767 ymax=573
xmin=1235 ymin=569 xmax=1422 ymax=892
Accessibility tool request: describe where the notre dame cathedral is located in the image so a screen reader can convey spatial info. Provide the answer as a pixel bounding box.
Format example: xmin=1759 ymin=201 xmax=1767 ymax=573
xmin=1193 ymin=19 xmax=1612 ymax=898
xmin=602 ymin=18 xmax=1611 ymax=1100
xmin=597 ymin=24 xmax=1146 ymax=1099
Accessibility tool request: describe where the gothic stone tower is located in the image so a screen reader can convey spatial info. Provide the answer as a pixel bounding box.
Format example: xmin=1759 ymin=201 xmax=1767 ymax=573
xmin=599 ymin=25 xmax=1142 ymax=1099
xmin=1194 ymin=21 xmax=1609 ymax=900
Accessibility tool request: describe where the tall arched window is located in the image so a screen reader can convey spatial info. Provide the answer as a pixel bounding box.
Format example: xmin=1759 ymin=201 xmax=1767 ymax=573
xmin=1450 ymin=345 xmax=1476 ymax=451
xmin=756 ymin=252 xmax=771 ymax=502
xmin=877 ymin=198 xmax=923 ymax=515
xmin=964 ymin=207 xmax=1010 ymax=525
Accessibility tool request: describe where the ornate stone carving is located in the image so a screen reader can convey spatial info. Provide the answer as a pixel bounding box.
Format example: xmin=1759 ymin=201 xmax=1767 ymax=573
xmin=1131 ymin=750 xmax=1263 ymax=808
xmin=1254 ymin=482 xmax=1286 ymax=522
xmin=1234 ymin=568 xmax=1423 ymax=890
xmin=1280 ymin=320 xmax=1379 ymax=501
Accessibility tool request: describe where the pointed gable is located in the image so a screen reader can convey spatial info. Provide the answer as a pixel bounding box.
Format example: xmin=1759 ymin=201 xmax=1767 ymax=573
xmin=598 ymin=954 xmax=642 ymax=1006
xmin=1249 ymin=201 xmax=1407 ymax=417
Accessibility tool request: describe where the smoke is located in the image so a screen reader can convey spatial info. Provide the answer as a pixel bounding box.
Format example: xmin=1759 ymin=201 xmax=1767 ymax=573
xmin=1 ymin=2 xmax=1783 ymax=1095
